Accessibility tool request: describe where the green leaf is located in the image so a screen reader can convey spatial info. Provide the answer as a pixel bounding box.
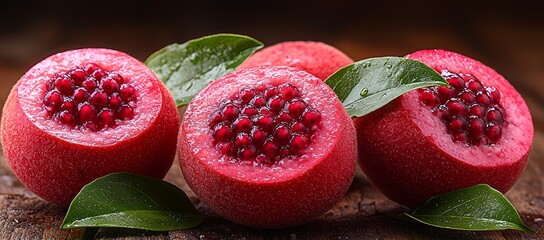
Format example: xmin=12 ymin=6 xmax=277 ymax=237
xmin=403 ymin=184 xmax=534 ymax=232
xmin=325 ymin=57 xmax=448 ymax=117
xmin=145 ymin=34 xmax=264 ymax=107
xmin=61 ymin=173 xmax=204 ymax=231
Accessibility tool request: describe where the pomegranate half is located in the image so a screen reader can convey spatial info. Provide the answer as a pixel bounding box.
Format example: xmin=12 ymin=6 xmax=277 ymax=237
xmin=1 ymin=48 xmax=179 ymax=206
xmin=179 ymin=66 xmax=357 ymax=228
xmin=355 ymin=49 xmax=533 ymax=207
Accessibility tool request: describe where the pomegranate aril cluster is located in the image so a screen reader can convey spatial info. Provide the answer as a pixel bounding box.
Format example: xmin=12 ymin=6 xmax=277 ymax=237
xmin=419 ymin=69 xmax=506 ymax=145
xmin=43 ymin=63 xmax=137 ymax=131
xmin=209 ymin=83 xmax=321 ymax=165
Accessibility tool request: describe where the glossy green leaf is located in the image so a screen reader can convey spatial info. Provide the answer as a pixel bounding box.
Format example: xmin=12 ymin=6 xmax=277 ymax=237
xmin=325 ymin=57 xmax=448 ymax=117
xmin=404 ymin=184 xmax=534 ymax=232
xmin=145 ymin=34 xmax=263 ymax=106
xmin=62 ymin=173 xmax=204 ymax=231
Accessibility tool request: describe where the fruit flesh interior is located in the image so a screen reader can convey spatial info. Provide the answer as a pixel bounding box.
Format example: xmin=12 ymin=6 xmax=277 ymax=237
xmin=419 ymin=69 xmax=506 ymax=146
xmin=209 ymin=83 xmax=321 ymax=166
xmin=17 ymin=49 xmax=162 ymax=146
xmin=184 ymin=67 xmax=344 ymax=182
xmin=43 ymin=63 xmax=137 ymax=131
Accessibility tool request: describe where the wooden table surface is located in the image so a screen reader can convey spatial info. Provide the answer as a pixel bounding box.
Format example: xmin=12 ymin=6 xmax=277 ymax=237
xmin=1 ymin=1 xmax=543 ymax=239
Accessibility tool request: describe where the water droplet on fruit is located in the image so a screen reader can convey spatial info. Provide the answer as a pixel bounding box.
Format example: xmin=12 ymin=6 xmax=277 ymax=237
xmin=360 ymin=88 xmax=369 ymax=97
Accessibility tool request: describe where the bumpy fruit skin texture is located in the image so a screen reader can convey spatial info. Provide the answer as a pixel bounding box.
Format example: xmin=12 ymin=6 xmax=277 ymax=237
xmin=179 ymin=66 xmax=357 ymax=228
xmin=355 ymin=49 xmax=533 ymax=207
xmin=238 ymin=41 xmax=353 ymax=80
xmin=0 ymin=48 xmax=179 ymax=206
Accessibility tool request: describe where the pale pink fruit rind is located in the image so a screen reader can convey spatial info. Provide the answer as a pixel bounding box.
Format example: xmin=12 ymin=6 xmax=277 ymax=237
xmin=0 ymin=48 xmax=180 ymax=206
xmin=238 ymin=41 xmax=353 ymax=80
xmin=179 ymin=66 xmax=357 ymax=228
xmin=355 ymin=49 xmax=533 ymax=207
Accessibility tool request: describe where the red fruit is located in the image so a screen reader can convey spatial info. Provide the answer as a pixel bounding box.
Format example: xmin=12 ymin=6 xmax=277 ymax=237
xmin=354 ymin=49 xmax=533 ymax=207
xmin=179 ymin=66 xmax=357 ymax=228
xmin=238 ymin=41 xmax=353 ymax=80
xmin=0 ymin=48 xmax=179 ymax=206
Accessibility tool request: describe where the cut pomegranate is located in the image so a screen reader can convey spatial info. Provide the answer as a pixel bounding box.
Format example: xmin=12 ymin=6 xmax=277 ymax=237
xmin=354 ymin=49 xmax=533 ymax=207
xmin=1 ymin=48 xmax=179 ymax=206
xmin=179 ymin=66 xmax=357 ymax=228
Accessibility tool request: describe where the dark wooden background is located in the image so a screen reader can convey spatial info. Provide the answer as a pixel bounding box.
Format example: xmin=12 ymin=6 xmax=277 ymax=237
xmin=1 ymin=1 xmax=543 ymax=239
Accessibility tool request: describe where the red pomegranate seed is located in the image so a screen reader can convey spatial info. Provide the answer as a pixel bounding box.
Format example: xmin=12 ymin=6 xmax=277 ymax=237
xmin=238 ymin=146 xmax=257 ymax=160
xmin=217 ymin=142 xmax=234 ymax=155
xmin=70 ymin=68 xmax=86 ymax=85
xmin=213 ymin=123 xmax=232 ymax=142
xmin=486 ymin=123 xmax=502 ymax=142
xmin=445 ymin=99 xmax=467 ymax=116
xmin=486 ymin=108 xmax=504 ymax=123
xmin=222 ymin=104 xmax=240 ymax=121
xmin=291 ymin=122 xmax=307 ymax=133
xmin=84 ymin=63 xmax=100 ymax=75
xmin=108 ymin=73 xmax=124 ymax=84
xmin=55 ymin=75 xmax=74 ymax=95
xmin=267 ymin=96 xmax=285 ymax=112
xmin=232 ymin=116 xmax=253 ymax=133
xmin=458 ymin=90 xmax=475 ymax=103
xmin=275 ymin=111 xmax=293 ymax=124
xmin=255 ymin=114 xmax=274 ymax=131
xmin=448 ymin=116 xmax=467 ymax=133
xmin=287 ymin=99 xmax=307 ymax=117
xmin=58 ymin=110 xmax=75 ymax=126
xmin=235 ymin=132 xmax=252 ymax=147
xmin=89 ymin=91 xmax=108 ymax=108
xmin=251 ymin=127 xmax=268 ymax=144
xmin=242 ymin=106 xmax=258 ymax=116
xmin=420 ymin=89 xmax=440 ymax=107
xmin=274 ymin=124 xmax=291 ymax=144
xmin=60 ymin=100 xmax=77 ymax=114
xmin=91 ymin=69 xmax=106 ymax=80
xmin=259 ymin=107 xmax=272 ymax=116
xmin=475 ymin=92 xmax=491 ymax=106
xmin=301 ymin=108 xmax=321 ymax=127
xmin=119 ymin=84 xmax=136 ymax=102
xmin=262 ymin=140 xmax=278 ymax=159
xmin=238 ymin=88 xmax=256 ymax=104
xmin=44 ymin=90 xmax=63 ymax=111
xmin=97 ymin=109 xmax=115 ymax=127
xmin=452 ymin=131 xmax=469 ymax=144
xmin=101 ymin=78 xmax=119 ymax=96
xmin=73 ymin=88 xmax=89 ymax=103
xmin=78 ymin=103 xmax=96 ymax=122
xmin=264 ymin=87 xmax=279 ymax=99
xmin=467 ymin=80 xmax=483 ymax=92
xmin=289 ymin=134 xmax=308 ymax=154
xmin=468 ymin=104 xmax=486 ymax=118
xmin=108 ymin=94 xmax=122 ymax=110
xmin=82 ymin=78 xmax=98 ymax=92
xmin=118 ymin=105 xmax=134 ymax=120
xmin=486 ymin=87 xmax=500 ymax=104
xmin=447 ymin=76 xmax=465 ymax=90
xmin=250 ymin=95 xmax=267 ymax=108
xmin=468 ymin=118 xmax=485 ymax=138
xmin=437 ymin=86 xmax=455 ymax=101
xmin=278 ymin=83 xmax=300 ymax=100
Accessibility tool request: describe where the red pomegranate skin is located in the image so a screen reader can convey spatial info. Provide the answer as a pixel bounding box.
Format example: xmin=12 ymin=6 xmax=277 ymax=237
xmin=179 ymin=66 xmax=357 ymax=228
xmin=238 ymin=41 xmax=353 ymax=80
xmin=1 ymin=48 xmax=179 ymax=206
xmin=355 ymin=49 xmax=533 ymax=207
